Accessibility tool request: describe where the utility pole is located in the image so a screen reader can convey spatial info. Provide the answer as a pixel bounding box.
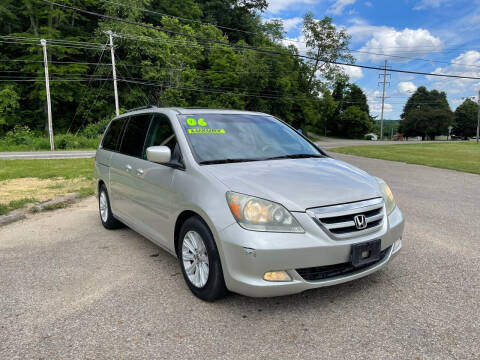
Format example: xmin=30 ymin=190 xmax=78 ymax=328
xmin=477 ymin=90 xmax=480 ymax=143
xmin=40 ymin=39 xmax=54 ymax=151
xmin=106 ymin=31 xmax=119 ymax=116
xmin=377 ymin=60 xmax=391 ymax=140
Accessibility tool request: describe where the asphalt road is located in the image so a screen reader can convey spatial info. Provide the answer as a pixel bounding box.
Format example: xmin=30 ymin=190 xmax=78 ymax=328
xmin=1 ymin=154 xmax=479 ymax=359
xmin=0 ymin=150 xmax=96 ymax=160
xmin=315 ymin=138 xmax=444 ymax=149
xmin=0 ymin=140 xmax=444 ymax=159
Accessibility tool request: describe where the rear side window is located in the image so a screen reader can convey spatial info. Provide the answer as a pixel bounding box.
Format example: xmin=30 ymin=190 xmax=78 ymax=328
xmin=102 ymin=118 xmax=124 ymax=151
xmin=119 ymin=114 xmax=152 ymax=158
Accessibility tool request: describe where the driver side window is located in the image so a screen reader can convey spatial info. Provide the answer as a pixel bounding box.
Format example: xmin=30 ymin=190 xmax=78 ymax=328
xmin=144 ymin=114 xmax=182 ymax=164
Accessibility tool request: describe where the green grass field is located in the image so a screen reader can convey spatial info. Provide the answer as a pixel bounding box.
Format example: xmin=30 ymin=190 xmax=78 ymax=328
xmin=331 ymin=142 xmax=480 ymax=175
xmin=0 ymin=158 xmax=94 ymax=181
xmin=0 ymin=158 xmax=95 ymax=215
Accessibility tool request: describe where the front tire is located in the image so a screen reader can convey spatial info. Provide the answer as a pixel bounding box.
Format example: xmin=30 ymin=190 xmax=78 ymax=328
xmin=178 ymin=216 xmax=227 ymax=301
xmin=98 ymin=184 xmax=123 ymax=230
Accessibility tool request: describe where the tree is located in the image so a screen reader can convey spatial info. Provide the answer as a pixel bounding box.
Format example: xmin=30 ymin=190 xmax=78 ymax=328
xmin=454 ymin=99 xmax=478 ymax=138
xmin=339 ymin=106 xmax=372 ymax=139
xmin=401 ymin=108 xmax=454 ymax=140
xmin=327 ymin=80 xmax=371 ymax=138
xmin=196 ymin=0 xmax=267 ymax=43
xmin=302 ymin=13 xmax=354 ymax=90
xmin=0 ymin=85 xmax=19 ymax=130
xmin=400 ymin=86 xmax=453 ymax=139
xmin=343 ymin=84 xmax=369 ymax=114
xmin=0 ymin=0 xmax=357 ymax=138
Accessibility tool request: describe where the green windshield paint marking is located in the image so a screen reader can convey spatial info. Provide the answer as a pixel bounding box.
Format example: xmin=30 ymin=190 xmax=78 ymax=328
xmin=188 ymin=128 xmax=225 ymax=134
xmin=187 ymin=117 xmax=196 ymax=126
xmin=197 ymin=118 xmax=207 ymax=127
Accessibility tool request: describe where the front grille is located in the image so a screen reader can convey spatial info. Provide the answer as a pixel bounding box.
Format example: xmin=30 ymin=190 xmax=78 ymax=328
xmin=306 ymin=198 xmax=385 ymax=239
xmin=296 ymin=246 xmax=390 ymax=281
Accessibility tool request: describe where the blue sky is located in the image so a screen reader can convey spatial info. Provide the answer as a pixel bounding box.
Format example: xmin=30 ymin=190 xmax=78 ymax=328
xmin=264 ymin=0 xmax=480 ymax=119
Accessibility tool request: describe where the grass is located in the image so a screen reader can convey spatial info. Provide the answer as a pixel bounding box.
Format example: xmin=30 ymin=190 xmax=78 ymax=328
xmin=0 ymin=158 xmax=95 ymax=215
xmin=0 ymin=135 xmax=100 ymax=152
xmin=331 ymin=142 xmax=480 ymax=175
xmin=0 ymin=198 xmax=38 ymax=215
xmin=0 ymin=158 xmax=94 ymax=181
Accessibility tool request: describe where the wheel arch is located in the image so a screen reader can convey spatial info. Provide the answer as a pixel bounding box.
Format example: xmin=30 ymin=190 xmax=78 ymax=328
xmin=174 ymin=210 xmax=202 ymax=257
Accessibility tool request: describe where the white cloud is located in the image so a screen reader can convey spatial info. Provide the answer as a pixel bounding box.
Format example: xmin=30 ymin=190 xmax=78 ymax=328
xmin=346 ymin=19 xmax=392 ymax=43
xmin=364 ymin=1 xmax=373 ymax=7
xmin=413 ymin=0 xmax=450 ymax=10
xmin=267 ymin=0 xmax=318 ymax=13
xmin=340 ymin=65 xmax=363 ymax=80
xmin=281 ymin=17 xmax=303 ymax=32
xmin=282 ymin=34 xmax=307 ymax=55
xmin=356 ymin=27 xmax=443 ymax=63
xmin=364 ymin=89 xmax=393 ymax=115
xmin=328 ymin=0 xmax=357 ymax=15
xmin=398 ymin=81 xmax=417 ymax=94
xmin=370 ymin=101 xmax=393 ymax=115
xmin=428 ymin=50 xmax=480 ymax=94
xmin=283 ymin=34 xmax=363 ymax=80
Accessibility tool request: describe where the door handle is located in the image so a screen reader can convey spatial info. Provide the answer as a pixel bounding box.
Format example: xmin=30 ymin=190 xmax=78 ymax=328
xmin=136 ymin=168 xmax=144 ymax=175
xmin=125 ymin=164 xmax=132 ymax=171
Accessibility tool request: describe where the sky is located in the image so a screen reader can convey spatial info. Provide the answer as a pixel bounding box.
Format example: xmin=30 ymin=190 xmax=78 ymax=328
xmin=263 ymin=0 xmax=480 ymax=119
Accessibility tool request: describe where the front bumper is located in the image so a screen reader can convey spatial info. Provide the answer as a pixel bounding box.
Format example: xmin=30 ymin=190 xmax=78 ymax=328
xmin=217 ymin=206 xmax=404 ymax=297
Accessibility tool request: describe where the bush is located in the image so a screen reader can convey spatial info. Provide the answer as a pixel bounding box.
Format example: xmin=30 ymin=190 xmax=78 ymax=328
xmin=82 ymin=117 xmax=111 ymax=139
xmin=4 ymin=125 xmax=33 ymax=145
xmin=0 ymin=132 xmax=99 ymax=151
xmin=54 ymin=133 xmax=99 ymax=150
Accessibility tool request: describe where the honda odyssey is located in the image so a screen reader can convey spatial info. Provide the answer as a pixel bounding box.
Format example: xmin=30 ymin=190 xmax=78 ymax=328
xmin=94 ymin=107 xmax=404 ymax=300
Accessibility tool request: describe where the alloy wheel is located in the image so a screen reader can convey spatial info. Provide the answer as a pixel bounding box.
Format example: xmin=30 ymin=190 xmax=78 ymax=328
xmin=182 ymin=230 xmax=210 ymax=288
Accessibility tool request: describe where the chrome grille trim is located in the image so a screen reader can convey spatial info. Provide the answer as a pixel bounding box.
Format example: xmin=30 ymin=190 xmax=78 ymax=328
xmin=307 ymin=198 xmax=385 ymax=239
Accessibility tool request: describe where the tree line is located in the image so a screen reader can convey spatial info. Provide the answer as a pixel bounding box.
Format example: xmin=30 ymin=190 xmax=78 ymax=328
xmin=399 ymin=86 xmax=478 ymax=140
xmin=0 ymin=0 xmax=375 ymax=139
xmin=2 ymin=1 xmax=474 ymax=141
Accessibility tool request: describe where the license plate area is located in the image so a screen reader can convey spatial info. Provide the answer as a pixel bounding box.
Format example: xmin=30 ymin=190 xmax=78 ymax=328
xmin=351 ymin=239 xmax=381 ymax=267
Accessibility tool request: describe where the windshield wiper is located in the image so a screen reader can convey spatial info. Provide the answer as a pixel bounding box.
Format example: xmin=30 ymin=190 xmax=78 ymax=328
xmin=199 ymin=158 xmax=263 ymax=165
xmin=264 ymin=154 xmax=324 ymax=160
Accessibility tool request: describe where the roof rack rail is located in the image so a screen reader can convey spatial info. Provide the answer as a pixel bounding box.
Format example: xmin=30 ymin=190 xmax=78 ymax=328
xmin=123 ymin=105 xmax=156 ymax=113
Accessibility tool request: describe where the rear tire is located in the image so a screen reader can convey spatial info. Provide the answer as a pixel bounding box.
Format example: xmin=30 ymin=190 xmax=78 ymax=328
xmin=178 ymin=216 xmax=227 ymax=301
xmin=98 ymin=184 xmax=123 ymax=230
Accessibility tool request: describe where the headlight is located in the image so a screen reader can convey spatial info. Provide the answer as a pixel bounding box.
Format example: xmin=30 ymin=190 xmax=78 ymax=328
xmin=375 ymin=177 xmax=396 ymax=215
xmin=226 ymin=191 xmax=304 ymax=233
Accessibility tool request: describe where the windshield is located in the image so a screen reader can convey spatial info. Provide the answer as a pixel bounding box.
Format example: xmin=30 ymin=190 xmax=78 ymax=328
xmin=177 ymin=114 xmax=322 ymax=164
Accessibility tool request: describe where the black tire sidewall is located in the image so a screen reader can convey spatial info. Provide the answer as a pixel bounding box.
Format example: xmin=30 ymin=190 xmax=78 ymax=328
xmin=178 ymin=216 xmax=227 ymax=301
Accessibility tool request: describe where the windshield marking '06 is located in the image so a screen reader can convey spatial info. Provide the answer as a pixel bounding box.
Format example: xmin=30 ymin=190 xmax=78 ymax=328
xmin=178 ymin=114 xmax=321 ymax=164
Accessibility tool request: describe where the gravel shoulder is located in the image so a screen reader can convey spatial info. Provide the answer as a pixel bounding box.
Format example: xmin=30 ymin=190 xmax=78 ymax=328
xmin=1 ymin=154 xmax=479 ymax=359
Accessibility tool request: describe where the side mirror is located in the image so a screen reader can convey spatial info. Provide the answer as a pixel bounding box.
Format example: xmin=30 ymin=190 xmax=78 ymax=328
xmin=297 ymin=128 xmax=303 ymax=134
xmin=146 ymin=146 xmax=171 ymax=164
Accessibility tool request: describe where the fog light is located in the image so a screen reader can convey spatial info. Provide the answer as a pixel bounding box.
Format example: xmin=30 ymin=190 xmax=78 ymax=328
xmin=392 ymin=238 xmax=402 ymax=254
xmin=263 ymin=271 xmax=292 ymax=282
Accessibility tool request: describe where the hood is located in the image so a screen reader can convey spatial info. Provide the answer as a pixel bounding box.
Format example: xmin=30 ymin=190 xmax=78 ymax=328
xmin=204 ymin=157 xmax=382 ymax=211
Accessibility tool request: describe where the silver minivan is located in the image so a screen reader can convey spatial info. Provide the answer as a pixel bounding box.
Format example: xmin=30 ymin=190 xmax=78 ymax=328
xmin=94 ymin=107 xmax=404 ymax=300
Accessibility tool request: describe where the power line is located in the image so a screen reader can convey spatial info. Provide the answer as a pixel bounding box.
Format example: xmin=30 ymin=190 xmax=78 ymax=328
xmin=68 ymin=39 xmax=110 ymax=132
xmin=98 ymin=0 xmax=479 ymax=54
xmin=0 ymin=78 xmax=112 ymax=82
xmin=0 ymin=39 xmax=105 ymax=51
xmin=38 ymin=0 xmax=480 ymax=81
xmin=350 ymin=49 xmax=480 ymax=70
xmin=97 ymin=0 xmax=258 ymax=36
xmin=98 ymin=0 xmax=480 ymax=69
